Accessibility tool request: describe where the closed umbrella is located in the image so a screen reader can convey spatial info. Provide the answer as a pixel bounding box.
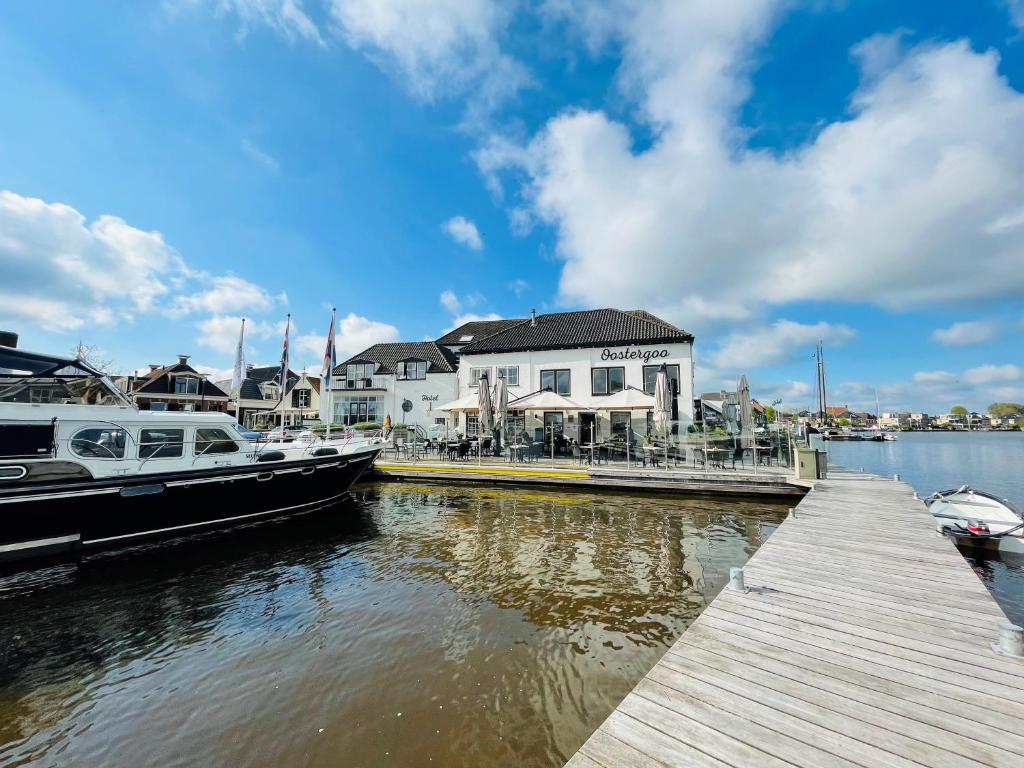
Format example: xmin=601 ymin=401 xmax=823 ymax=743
xmin=653 ymin=365 xmax=672 ymax=434
xmin=493 ymin=376 xmax=508 ymax=444
xmin=738 ymin=375 xmax=753 ymax=450
xmin=477 ymin=373 xmax=493 ymax=463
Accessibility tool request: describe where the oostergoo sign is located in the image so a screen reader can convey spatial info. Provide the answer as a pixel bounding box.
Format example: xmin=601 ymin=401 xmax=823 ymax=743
xmin=600 ymin=347 xmax=671 ymax=363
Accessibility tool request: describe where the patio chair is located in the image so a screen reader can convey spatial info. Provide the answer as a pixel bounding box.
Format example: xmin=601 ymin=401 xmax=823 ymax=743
xmin=571 ymin=443 xmax=585 ymax=465
xmin=457 ymin=441 xmax=471 ymax=461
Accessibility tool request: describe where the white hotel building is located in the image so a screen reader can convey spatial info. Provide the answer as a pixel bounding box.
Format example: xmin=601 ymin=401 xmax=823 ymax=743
xmin=332 ymin=309 xmax=695 ymax=441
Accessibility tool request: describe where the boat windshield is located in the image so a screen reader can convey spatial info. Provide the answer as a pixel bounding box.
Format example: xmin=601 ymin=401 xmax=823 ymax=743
xmin=0 ymin=345 xmax=132 ymax=407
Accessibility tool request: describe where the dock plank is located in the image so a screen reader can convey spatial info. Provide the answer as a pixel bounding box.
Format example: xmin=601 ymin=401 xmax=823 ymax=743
xmin=564 ymin=472 xmax=1024 ymax=766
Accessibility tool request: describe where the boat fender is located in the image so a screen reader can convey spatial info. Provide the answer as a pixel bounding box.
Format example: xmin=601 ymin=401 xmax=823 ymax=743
xmin=312 ymin=447 xmax=339 ymax=456
xmin=257 ymin=451 xmax=287 ymax=462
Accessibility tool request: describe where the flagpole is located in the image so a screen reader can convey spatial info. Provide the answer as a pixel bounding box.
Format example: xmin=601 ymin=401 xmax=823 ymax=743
xmin=327 ymin=307 xmax=336 ymax=442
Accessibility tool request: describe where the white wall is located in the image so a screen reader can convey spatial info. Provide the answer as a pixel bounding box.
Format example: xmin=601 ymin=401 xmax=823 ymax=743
xmin=332 ymin=372 xmax=459 ymax=430
xmin=456 ymin=342 xmax=694 ymax=441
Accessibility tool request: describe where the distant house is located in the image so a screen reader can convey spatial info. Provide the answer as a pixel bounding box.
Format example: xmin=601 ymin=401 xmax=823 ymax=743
xmin=264 ymin=373 xmax=322 ymax=427
xmin=130 ymin=355 xmax=229 ymax=412
xmin=220 ymin=364 xmax=300 ymax=429
xmin=825 ymin=405 xmax=855 ymax=422
xmin=878 ymin=412 xmax=911 ymax=429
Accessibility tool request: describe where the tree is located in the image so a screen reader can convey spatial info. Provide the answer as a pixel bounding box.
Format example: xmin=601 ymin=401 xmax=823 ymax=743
xmin=764 ymin=406 xmax=776 ymax=422
xmin=950 ymin=405 xmax=968 ymax=417
xmin=69 ymin=342 xmax=116 ymax=375
xmin=989 ymin=402 xmax=1024 ymax=419
xmin=837 ymin=417 xmax=850 ymax=427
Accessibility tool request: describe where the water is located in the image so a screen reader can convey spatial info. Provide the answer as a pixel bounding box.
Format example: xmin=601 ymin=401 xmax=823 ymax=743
xmin=0 ymin=483 xmax=786 ymax=768
xmin=819 ymin=431 xmax=1024 ymax=625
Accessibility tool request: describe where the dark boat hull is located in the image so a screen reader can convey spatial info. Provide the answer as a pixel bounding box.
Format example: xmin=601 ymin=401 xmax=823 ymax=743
xmin=0 ymin=449 xmax=380 ymax=564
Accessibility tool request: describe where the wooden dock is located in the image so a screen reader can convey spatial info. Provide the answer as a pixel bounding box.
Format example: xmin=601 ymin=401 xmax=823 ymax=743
xmin=367 ymin=461 xmax=805 ymax=498
xmin=565 ymin=468 xmax=1024 ymax=768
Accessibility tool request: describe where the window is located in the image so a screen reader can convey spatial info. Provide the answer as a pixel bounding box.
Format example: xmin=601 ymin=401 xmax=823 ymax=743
xmin=540 ymin=369 xmax=571 ymax=396
xmin=435 ymin=417 xmax=446 ymax=425
xmin=506 ymin=413 xmax=526 ymax=442
xmin=496 ymin=366 xmax=519 ymax=386
xmin=293 ymin=388 xmax=311 ymax=409
xmin=467 ymin=413 xmax=480 ymax=436
xmin=337 ymin=395 xmax=381 ymax=426
xmin=139 ymin=428 xmax=184 ymax=459
xmin=70 ymin=427 xmax=127 ymax=459
xmin=543 ymin=412 xmax=564 ymax=438
xmin=345 ymin=363 xmax=375 ymax=381
xmin=174 ymin=377 xmax=199 ymax=395
xmin=459 ymin=334 xmax=474 ymax=342
xmin=195 ymin=428 xmax=239 ymax=455
xmin=643 ymin=364 xmax=681 ymax=395
xmin=262 ymin=384 xmax=279 ymax=401
xmin=591 ymin=367 xmax=625 ymax=395
xmin=470 ymin=367 xmax=492 ymax=387
xmin=149 ymin=402 xmax=167 ymax=411
xmin=398 ymin=360 xmax=427 ymax=380
xmin=610 ymin=412 xmax=631 ymax=439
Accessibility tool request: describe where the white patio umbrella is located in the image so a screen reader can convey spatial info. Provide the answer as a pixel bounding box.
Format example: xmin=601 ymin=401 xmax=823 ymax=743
xmin=492 ymin=376 xmax=508 ymax=438
xmin=437 ymin=393 xmax=479 ymax=412
xmin=738 ymin=375 xmax=753 ymax=450
xmin=477 ymin=374 xmax=494 ymax=433
xmin=507 ymin=390 xmax=587 ymax=411
xmin=508 ymin=390 xmax=586 ymax=464
xmin=653 ymin=365 xmax=672 ymax=435
xmin=594 ymin=386 xmax=655 ymax=410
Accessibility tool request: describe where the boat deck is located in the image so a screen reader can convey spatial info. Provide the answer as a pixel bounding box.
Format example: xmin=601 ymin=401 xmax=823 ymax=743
xmin=565 ymin=468 xmax=1024 ymax=767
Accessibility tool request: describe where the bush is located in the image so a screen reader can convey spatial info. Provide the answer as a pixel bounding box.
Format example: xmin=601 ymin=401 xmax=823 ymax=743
xmin=311 ymin=423 xmax=345 ymax=433
xmin=351 ymin=422 xmax=382 ymax=431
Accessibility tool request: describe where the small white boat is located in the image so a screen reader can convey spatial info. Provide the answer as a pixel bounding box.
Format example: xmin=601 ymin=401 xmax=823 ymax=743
xmin=926 ymin=486 xmax=1024 ymax=554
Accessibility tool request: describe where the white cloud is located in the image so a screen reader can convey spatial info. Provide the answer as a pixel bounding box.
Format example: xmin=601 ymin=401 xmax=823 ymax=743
xmin=197 ymin=315 xmax=283 ymax=355
xmin=443 ymin=215 xmax=484 ymax=250
xmin=0 ymin=189 xmax=187 ymax=330
xmin=963 ymin=364 xmax=1022 ymax=385
xmin=931 ymin=320 xmax=996 ymax=347
xmin=0 ymin=189 xmax=285 ymax=340
xmin=241 ymin=138 xmax=280 ymax=171
xmin=442 ymin=312 xmax=503 ymax=334
xmin=328 ymin=0 xmax=528 ymax=109
xmin=507 ymin=278 xmax=529 ymax=298
xmin=171 ymin=274 xmax=278 ymax=316
xmin=711 ymin=319 xmax=856 ymax=370
xmin=439 ymin=289 xmax=462 ymax=313
xmin=296 ymin=312 xmax=400 ymax=360
xmin=171 ymin=0 xmax=325 ymax=46
xmin=486 ymin=3 xmax=1024 ymax=323
xmin=897 ymin=363 xmax=1024 ymax=412
xmin=1005 ymin=1 xmax=1024 ymax=31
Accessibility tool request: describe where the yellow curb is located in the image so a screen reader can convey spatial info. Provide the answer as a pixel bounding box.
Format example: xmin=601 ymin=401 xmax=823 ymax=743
xmin=374 ymin=463 xmax=588 ymax=480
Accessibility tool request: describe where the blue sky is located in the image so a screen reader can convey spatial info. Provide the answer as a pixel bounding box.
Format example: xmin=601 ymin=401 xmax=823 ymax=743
xmin=1 ymin=0 xmax=1023 ymax=414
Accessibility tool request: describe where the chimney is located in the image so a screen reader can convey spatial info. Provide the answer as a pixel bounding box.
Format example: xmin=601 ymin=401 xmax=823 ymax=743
xmin=0 ymin=331 xmax=17 ymax=348
xmin=149 ymin=364 xmax=160 ymax=372
xmin=246 ymin=363 xmax=255 ymax=372
xmin=177 ymin=355 xmax=190 ymax=365
xmin=530 ymin=308 xmax=537 ymax=327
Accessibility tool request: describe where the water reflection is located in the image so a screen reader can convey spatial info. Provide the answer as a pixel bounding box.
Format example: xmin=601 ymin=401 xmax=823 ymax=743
xmin=0 ymin=483 xmax=785 ymax=768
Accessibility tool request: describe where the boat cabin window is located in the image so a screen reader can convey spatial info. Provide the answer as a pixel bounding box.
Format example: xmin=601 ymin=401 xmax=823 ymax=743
xmin=139 ymin=428 xmax=185 ymax=459
xmin=70 ymin=427 xmax=127 ymax=459
xmin=0 ymin=423 xmax=55 ymax=458
xmin=195 ymin=428 xmax=239 ymax=456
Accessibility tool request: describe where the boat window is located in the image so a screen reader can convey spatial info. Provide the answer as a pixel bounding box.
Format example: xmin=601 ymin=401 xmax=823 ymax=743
xmin=0 ymin=466 xmax=27 ymax=480
xmin=139 ymin=428 xmax=185 ymax=459
xmin=70 ymin=427 xmax=127 ymax=459
xmin=195 ymin=428 xmax=239 ymax=456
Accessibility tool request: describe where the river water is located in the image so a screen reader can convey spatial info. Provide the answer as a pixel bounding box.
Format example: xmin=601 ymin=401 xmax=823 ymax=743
xmin=819 ymin=430 xmax=1024 ymax=625
xmin=0 ymin=484 xmax=786 ymax=768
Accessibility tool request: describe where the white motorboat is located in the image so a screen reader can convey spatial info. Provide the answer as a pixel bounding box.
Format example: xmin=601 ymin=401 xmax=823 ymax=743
xmin=926 ymin=486 xmax=1024 ymax=554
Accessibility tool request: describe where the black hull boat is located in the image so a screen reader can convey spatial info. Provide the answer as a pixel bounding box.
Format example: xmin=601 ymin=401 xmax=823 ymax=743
xmin=0 ymin=340 xmax=382 ymax=565
xmin=0 ymin=450 xmax=379 ymax=563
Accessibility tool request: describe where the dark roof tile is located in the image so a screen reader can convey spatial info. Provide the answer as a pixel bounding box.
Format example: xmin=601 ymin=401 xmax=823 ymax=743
xmin=459 ymin=309 xmax=693 ymax=354
xmin=435 ymin=318 xmax=527 ymax=346
xmin=338 ymin=342 xmax=456 ymax=374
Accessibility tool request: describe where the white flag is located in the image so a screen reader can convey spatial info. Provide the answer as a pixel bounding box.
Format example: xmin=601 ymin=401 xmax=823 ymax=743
xmin=230 ymin=319 xmax=245 ymax=396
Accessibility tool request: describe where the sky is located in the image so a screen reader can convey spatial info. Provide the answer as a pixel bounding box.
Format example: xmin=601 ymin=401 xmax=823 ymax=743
xmin=1 ymin=0 xmax=1023 ymax=415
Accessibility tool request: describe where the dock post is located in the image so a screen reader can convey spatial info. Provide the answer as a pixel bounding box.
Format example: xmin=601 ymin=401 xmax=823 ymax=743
xmin=788 ymin=507 xmax=796 ymax=519
xmin=728 ymin=567 xmax=746 ymax=592
xmin=997 ymin=622 xmax=1024 ymax=657
xmin=893 ymin=473 xmax=900 ymax=481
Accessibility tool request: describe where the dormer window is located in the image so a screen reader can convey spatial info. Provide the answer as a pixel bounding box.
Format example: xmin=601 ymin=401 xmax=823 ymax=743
xmin=459 ymin=334 xmax=474 ymax=342
xmin=397 ymin=360 xmax=427 ymax=380
xmin=262 ymin=383 xmax=280 ymax=400
xmin=173 ymin=376 xmax=199 ymax=395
